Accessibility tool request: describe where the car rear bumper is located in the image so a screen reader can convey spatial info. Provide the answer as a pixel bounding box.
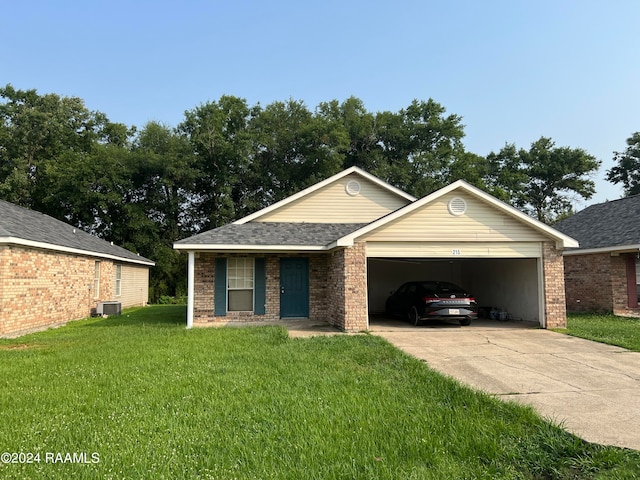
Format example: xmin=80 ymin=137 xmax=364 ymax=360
xmin=421 ymin=307 xmax=477 ymax=320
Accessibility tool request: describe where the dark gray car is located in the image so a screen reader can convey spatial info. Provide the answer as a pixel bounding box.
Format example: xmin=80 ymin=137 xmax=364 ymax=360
xmin=385 ymin=281 xmax=477 ymax=326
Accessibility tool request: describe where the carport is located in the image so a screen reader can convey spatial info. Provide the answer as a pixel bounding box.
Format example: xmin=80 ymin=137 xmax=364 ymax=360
xmin=367 ymin=257 xmax=541 ymax=325
xmin=336 ymin=181 xmax=579 ymax=331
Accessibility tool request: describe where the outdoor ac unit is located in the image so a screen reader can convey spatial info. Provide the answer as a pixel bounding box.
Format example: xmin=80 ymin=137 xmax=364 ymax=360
xmin=96 ymin=301 xmax=122 ymax=316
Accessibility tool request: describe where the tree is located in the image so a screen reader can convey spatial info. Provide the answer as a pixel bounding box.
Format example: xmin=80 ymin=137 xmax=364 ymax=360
xmin=606 ymin=132 xmax=640 ymax=196
xmin=317 ymin=97 xmax=469 ymax=198
xmin=317 ymin=97 xmax=381 ymax=172
xmin=375 ymin=99 xmax=467 ymax=197
xmin=247 ymin=99 xmax=347 ymax=210
xmin=0 ymin=84 xmax=109 ymax=214
xmin=178 ymin=96 xmax=253 ymax=228
xmin=487 ymin=137 xmax=601 ymax=223
xmin=131 ymin=122 xmax=200 ymax=299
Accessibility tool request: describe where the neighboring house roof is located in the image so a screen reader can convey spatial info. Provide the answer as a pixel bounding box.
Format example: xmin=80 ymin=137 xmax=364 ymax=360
xmin=555 ymin=194 xmax=640 ymax=254
xmin=234 ymin=166 xmax=416 ymax=224
xmin=0 ymin=199 xmax=155 ymax=266
xmin=174 ymin=222 xmax=368 ymax=251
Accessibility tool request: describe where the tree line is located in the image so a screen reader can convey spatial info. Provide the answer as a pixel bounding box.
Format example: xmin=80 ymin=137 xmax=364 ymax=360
xmin=1 ymin=84 xmax=637 ymax=300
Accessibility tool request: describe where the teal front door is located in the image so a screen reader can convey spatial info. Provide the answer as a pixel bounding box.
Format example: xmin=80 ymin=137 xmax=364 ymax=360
xmin=280 ymin=258 xmax=309 ymax=318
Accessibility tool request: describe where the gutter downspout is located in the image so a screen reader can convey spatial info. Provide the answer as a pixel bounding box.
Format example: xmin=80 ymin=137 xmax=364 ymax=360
xmin=187 ymin=251 xmax=195 ymax=329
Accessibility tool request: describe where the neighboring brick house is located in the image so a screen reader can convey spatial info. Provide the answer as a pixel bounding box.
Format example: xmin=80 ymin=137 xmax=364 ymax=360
xmin=0 ymin=200 xmax=154 ymax=337
xmin=555 ymin=195 xmax=640 ymax=316
xmin=175 ymin=167 xmax=578 ymax=332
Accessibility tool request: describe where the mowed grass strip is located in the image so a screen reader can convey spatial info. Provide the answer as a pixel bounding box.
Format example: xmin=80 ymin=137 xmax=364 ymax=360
xmin=0 ymin=306 xmax=638 ymax=479
xmin=561 ymin=313 xmax=640 ymax=352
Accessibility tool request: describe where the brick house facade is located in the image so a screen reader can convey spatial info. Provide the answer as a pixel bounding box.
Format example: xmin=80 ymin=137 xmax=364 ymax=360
xmin=177 ymin=168 xmax=576 ymax=332
xmin=563 ymin=252 xmax=637 ymax=315
xmin=555 ymin=195 xmax=640 ymax=316
xmin=1 ymin=200 xmax=154 ymax=337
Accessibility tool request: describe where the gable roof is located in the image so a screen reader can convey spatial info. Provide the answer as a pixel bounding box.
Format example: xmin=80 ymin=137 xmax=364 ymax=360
xmin=554 ymin=194 xmax=640 ymax=254
xmin=0 ymin=200 xmax=154 ymax=266
xmin=335 ymin=180 xmax=579 ymax=249
xmin=233 ymin=166 xmax=416 ymax=224
xmin=175 ymin=175 xmax=578 ymax=251
xmin=174 ymin=222 xmax=368 ymax=251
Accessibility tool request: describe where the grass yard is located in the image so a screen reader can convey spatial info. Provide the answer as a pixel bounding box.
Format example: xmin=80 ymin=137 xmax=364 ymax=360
xmin=1 ymin=306 xmax=639 ymax=479
xmin=561 ymin=313 xmax=640 ymax=352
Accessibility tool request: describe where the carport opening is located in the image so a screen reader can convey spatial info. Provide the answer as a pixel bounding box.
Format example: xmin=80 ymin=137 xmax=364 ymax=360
xmin=367 ymin=257 xmax=541 ymax=327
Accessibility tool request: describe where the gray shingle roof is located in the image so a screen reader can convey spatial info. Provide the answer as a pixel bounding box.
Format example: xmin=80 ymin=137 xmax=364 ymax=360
xmin=554 ymin=195 xmax=640 ymax=250
xmin=175 ymin=222 xmax=369 ymax=247
xmin=0 ymin=199 xmax=154 ymax=265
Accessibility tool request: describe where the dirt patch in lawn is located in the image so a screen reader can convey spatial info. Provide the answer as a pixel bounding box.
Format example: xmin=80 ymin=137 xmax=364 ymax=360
xmin=0 ymin=343 xmax=40 ymax=351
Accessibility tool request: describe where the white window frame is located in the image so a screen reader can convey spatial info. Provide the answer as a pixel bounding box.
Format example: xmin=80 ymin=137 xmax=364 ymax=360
xmin=227 ymin=258 xmax=255 ymax=312
xmin=115 ymin=264 xmax=122 ymax=297
xmin=93 ymin=261 xmax=101 ymax=300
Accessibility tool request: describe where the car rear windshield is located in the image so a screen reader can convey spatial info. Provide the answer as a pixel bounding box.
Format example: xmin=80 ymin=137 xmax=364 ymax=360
xmin=419 ymin=282 xmax=465 ymax=294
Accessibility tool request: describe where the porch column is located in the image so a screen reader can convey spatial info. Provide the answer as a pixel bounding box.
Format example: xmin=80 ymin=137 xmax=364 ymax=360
xmin=542 ymin=242 xmax=567 ymax=329
xmin=187 ymin=251 xmax=195 ymax=328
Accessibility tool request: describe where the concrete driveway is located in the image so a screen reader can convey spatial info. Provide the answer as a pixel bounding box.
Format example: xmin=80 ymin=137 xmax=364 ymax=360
xmin=370 ymin=319 xmax=640 ymax=450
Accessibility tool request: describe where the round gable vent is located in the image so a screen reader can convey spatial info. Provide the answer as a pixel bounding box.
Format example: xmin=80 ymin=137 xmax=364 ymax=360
xmin=345 ymin=180 xmax=361 ymax=196
xmin=448 ymin=197 xmax=467 ymax=216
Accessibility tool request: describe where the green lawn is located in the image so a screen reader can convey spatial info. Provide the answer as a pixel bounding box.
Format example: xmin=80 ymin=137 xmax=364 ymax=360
xmin=1 ymin=306 xmax=638 ymax=479
xmin=560 ymin=313 xmax=640 ymax=352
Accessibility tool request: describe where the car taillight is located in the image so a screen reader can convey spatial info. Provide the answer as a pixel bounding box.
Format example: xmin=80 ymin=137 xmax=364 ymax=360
xmin=424 ymin=296 xmax=476 ymax=304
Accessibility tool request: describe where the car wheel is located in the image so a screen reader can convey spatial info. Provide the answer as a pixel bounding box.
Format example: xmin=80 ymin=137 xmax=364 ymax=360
xmin=459 ymin=318 xmax=472 ymax=326
xmin=408 ymin=306 xmax=421 ymax=326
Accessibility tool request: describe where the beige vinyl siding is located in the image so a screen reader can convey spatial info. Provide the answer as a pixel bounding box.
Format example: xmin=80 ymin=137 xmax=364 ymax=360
xmin=360 ymin=192 xmax=548 ymax=243
xmin=115 ymin=264 xmax=149 ymax=308
xmin=365 ymin=241 xmax=542 ymax=258
xmin=256 ymin=173 xmax=410 ymax=223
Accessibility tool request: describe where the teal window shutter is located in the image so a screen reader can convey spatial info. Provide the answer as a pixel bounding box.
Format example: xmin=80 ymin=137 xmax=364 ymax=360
xmin=214 ymin=258 xmax=227 ymax=316
xmin=254 ymin=258 xmax=266 ymax=315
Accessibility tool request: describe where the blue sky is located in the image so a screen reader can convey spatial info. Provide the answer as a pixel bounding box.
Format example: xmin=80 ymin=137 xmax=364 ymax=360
xmin=3 ymin=1 xmax=639 ymax=208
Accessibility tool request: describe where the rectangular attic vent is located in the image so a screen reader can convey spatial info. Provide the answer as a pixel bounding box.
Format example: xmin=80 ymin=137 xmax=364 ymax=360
xmin=96 ymin=301 xmax=122 ymax=316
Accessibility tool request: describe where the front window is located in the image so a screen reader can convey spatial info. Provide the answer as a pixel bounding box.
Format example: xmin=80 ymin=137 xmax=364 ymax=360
xmin=115 ymin=265 xmax=122 ymax=297
xmin=93 ymin=261 xmax=101 ymax=299
xmin=227 ymin=258 xmax=254 ymax=311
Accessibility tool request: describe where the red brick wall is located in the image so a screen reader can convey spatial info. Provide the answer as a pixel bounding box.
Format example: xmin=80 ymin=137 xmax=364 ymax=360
xmin=563 ymin=252 xmax=636 ymax=315
xmin=0 ymin=245 xmax=122 ymax=337
xmin=192 ymin=248 xmax=369 ymax=331
xmin=193 ymin=252 xmax=329 ymax=325
xmin=563 ymin=252 xmax=612 ymax=313
xmin=326 ymin=243 xmax=368 ymax=332
xmin=542 ymin=242 xmax=567 ymax=328
xmin=610 ymin=254 xmax=629 ymax=314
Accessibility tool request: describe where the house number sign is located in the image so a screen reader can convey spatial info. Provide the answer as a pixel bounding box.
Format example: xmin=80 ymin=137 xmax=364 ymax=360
xmin=451 ymin=249 xmax=462 ymax=255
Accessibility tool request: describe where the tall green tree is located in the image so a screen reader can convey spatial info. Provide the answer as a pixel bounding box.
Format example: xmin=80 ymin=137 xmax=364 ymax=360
xmin=0 ymin=84 xmax=112 ymax=214
xmin=317 ymin=97 xmax=468 ymax=198
xmin=178 ymin=96 xmax=253 ymax=228
xmin=606 ymin=132 xmax=640 ymax=196
xmin=487 ymin=137 xmax=600 ymax=223
xmin=375 ymin=99 xmax=467 ymax=197
xmin=317 ymin=97 xmax=381 ymax=172
xmin=247 ymin=99 xmax=347 ymax=210
xmin=131 ymin=122 xmax=199 ymax=298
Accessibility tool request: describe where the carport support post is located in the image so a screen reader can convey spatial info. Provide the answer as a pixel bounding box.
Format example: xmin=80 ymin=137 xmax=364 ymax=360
xmin=541 ymin=242 xmax=567 ymax=329
xmin=186 ymin=251 xmax=195 ymax=329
